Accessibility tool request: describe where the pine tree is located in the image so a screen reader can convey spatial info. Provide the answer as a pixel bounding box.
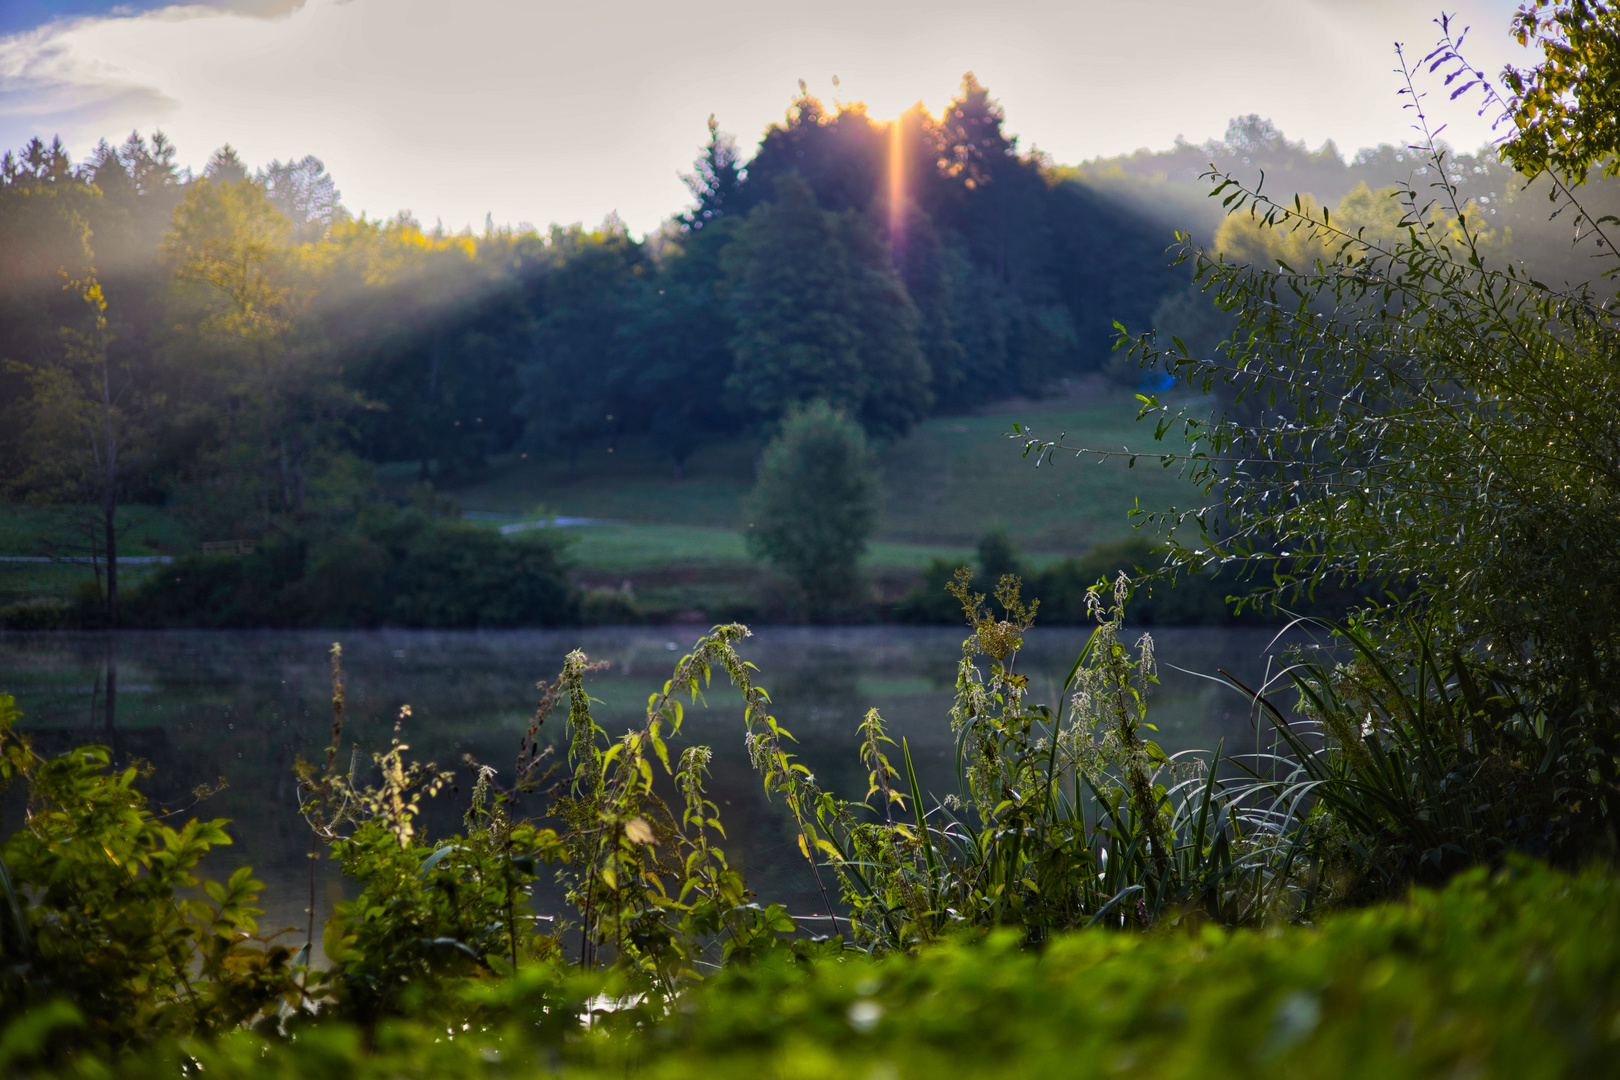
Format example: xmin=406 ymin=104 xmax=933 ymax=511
xmin=722 ymin=173 xmax=930 ymax=436
xmin=204 ymin=145 xmax=248 ymax=185
xmin=679 ymin=116 xmax=741 ymax=232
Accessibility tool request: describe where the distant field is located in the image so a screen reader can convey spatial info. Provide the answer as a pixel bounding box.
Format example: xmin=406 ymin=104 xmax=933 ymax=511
xmin=0 ymin=504 xmax=195 ymax=559
xmin=0 ymin=505 xmax=192 ymax=607
xmin=0 ymin=561 xmax=165 ymax=607
xmin=2 ymin=383 xmax=1203 ymax=618
xmin=430 ymin=382 xmax=1202 ymax=558
xmin=488 ymin=523 xmax=977 ymax=574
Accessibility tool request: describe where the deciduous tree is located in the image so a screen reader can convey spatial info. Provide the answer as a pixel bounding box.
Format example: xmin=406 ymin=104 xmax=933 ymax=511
xmin=744 ymin=400 xmax=877 ymax=614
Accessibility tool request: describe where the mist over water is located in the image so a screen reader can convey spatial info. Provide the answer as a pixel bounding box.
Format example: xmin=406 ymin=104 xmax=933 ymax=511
xmin=0 ymin=625 xmax=1313 ymax=938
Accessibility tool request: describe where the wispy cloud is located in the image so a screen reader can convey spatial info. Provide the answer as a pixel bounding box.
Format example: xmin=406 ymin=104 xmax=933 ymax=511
xmin=0 ymin=0 xmax=1530 ymax=236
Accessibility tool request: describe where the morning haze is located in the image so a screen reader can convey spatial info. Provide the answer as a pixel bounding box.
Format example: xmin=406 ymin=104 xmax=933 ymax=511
xmin=4 ymin=2 xmax=1620 ymax=1075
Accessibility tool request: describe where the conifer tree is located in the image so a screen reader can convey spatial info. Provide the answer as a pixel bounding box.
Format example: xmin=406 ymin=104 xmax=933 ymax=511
xmin=722 ymin=173 xmax=930 ymax=436
xmin=680 ymin=116 xmax=741 ymax=232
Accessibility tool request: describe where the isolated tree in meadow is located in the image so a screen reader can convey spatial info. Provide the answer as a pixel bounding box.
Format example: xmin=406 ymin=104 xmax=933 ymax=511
xmin=744 ymin=400 xmax=877 ymax=614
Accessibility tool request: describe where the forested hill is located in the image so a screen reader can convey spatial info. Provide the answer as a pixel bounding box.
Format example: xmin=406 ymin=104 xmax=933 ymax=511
xmin=3 ymin=76 xmax=1617 ymax=541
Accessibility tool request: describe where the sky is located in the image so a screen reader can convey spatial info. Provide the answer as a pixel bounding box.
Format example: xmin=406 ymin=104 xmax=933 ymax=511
xmin=0 ymin=0 xmax=1531 ymax=237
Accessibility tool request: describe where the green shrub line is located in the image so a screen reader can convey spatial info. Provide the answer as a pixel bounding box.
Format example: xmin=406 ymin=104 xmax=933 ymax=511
xmin=22 ymin=858 xmax=1607 ymax=1080
xmin=0 ymin=505 xmax=580 ymax=630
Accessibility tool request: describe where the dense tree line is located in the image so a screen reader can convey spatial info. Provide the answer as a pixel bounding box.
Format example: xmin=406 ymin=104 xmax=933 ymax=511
xmin=0 ymin=77 xmax=1191 ymax=533
xmin=5 ymin=73 xmax=1613 ymax=593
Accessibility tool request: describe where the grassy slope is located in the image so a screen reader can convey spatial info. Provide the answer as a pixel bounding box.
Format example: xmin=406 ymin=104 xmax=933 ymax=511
xmin=0 ymin=506 xmax=194 ymax=606
xmin=429 ymin=382 xmax=1201 ymax=573
xmin=1 ymin=384 xmax=1204 ymax=614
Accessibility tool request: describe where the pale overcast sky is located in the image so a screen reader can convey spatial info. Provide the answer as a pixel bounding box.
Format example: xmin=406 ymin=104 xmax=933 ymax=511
xmin=0 ymin=0 xmax=1528 ymax=236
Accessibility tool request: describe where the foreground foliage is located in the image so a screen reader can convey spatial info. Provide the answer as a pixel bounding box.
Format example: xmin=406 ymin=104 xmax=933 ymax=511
xmin=3 ymin=858 xmax=1614 ymax=1079
xmin=1019 ymin=27 xmax=1620 ymax=875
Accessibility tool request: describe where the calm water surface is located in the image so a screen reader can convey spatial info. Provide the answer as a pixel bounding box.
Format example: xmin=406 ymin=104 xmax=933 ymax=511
xmin=0 ymin=626 xmax=1311 ymax=940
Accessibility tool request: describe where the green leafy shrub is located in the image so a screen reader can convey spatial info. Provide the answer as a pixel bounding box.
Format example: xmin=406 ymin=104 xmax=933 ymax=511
xmin=1008 ymin=35 xmax=1620 ymax=882
xmin=579 ymin=586 xmax=641 ymax=624
xmin=894 ymin=534 xmax=1256 ymax=626
xmin=126 ymin=509 xmax=578 ymax=628
xmin=744 ymin=400 xmax=878 ymax=616
xmin=19 ymin=858 xmax=1620 ymax=1079
xmin=0 ymin=597 xmax=73 ymax=630
xmin=0 ymin=695 xmax=298 ymax=1058
xmin=314 ymin=809 xmax=566 ymax=1025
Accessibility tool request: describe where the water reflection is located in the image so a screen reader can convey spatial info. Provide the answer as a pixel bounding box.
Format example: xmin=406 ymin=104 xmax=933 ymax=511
xmin=0 ymin=625 xmax=1311 ymax=939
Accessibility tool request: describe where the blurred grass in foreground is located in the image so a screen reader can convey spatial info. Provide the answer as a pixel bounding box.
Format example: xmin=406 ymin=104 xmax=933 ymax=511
xmin=22 ymin=858 xmax=1615 ymax=1079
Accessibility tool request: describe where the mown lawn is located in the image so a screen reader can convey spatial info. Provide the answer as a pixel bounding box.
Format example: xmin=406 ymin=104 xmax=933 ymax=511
xmin=539 ymin=523 xmax=976 ymax=574
xmin=427 ymin=382 xmax=1202 ymax=557
xmin=0 ymin=505 xmax=185 ymax=607
xmin=0 ymin=504 xmax=195 ymax=559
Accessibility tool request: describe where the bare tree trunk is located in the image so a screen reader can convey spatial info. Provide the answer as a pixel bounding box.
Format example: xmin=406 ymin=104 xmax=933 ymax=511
xmin=104 ymin=638 xmax=120 ymax=766
xmin=99 ymin=332 xmax=120 ymax=627
xmin=103 ymin=497 xmax=119 ymax=627
xmin=416 ymin=326 xmax=442 ymax=482
xmin=87 ymin=515 xmax=103 ymax=602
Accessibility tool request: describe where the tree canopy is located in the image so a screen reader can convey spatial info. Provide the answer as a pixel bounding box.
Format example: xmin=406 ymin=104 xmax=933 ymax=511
xmin=3 ymin=70 xmax=1613 ymax=555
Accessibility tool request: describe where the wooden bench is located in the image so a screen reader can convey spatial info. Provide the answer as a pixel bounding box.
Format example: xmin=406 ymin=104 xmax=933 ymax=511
xmin=201 ymin=540 xmax=257 ymax=557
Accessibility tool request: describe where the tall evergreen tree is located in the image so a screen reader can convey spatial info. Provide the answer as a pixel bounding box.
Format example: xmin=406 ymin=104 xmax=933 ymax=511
xmin=679 ymin=116 xmax=742 ymax=233
xmin=722 ymin=173 xmax=929 ymax=436
xmin=204 ymin=145 xmax=248 ymax=185
xmin=513 ymin=224 xmax=644 ymax=470
xmin=624 ymin=220 xmax=739 ymax=476
xmin=258 ymin=156 xmax=342 ymax=241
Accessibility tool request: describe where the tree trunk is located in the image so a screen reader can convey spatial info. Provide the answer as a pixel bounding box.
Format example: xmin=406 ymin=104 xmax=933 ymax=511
xmin=103 ymin=497 xmax=119 ymax=627
xmin=104 ymin=639 xmax=121 ymax=767
xmin=97 ymin=311 xmax=120 ymax=626
xmin=87 ymin=516 xmax=103 ymax=601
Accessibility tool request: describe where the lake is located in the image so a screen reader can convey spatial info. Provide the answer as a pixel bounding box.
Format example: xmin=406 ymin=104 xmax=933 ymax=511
xmin=0 ymin=625 xmax=1313 ymax=948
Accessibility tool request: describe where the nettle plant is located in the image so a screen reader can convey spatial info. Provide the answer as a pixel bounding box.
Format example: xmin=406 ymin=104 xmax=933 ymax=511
xmin=0 ymin=592 xmax=1329 ymax=1054
xmin=288 ymin=571 xmax=1326 ymax=999
xmin=779 ymin=571 xmax=1321 ymax=946
xmin=1014 ymin=28 xmax=1620 ymax=875
xmin=541 ymin=636 xmax=821 ymax=992
xmin=291 ymin=646 xmax=568 ymax=1025
xmin=536 ymin=575 xmax=1325 ymax=963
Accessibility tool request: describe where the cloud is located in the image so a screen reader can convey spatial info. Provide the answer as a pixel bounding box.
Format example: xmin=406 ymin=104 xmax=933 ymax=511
xmin=0 ymin=0 xmax=1533 ymax=236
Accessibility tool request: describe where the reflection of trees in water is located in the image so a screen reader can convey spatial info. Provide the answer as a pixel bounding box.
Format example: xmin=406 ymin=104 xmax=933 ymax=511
xmin=0 ymin=626 xmax=1314 ymax=923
